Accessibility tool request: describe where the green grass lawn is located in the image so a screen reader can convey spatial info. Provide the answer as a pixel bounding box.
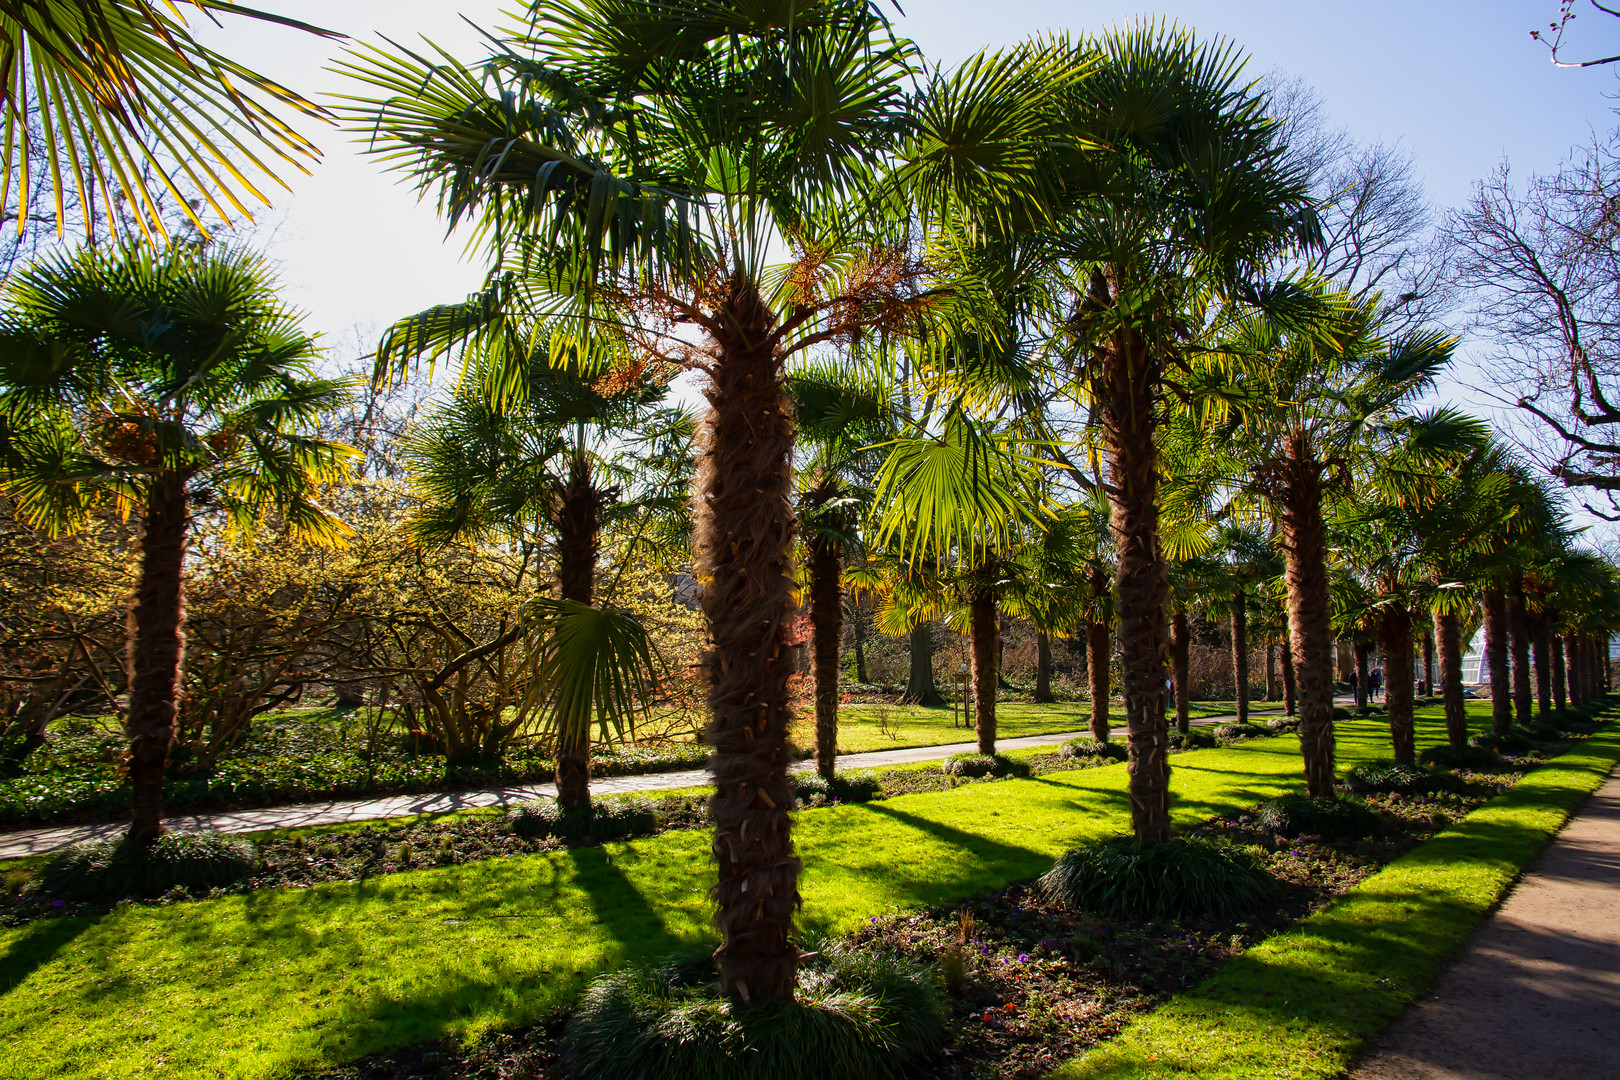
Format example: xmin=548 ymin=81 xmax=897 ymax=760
xmin=800 ymin=698 xmax=1278 ymax=755
xmin=0 ymin=704 xmax=1512 ymax=1079
xmin=1051 ymin=710 xmax=1620 ymax=1080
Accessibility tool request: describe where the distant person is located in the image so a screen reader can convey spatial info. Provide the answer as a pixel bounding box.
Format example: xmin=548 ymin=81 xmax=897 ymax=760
xmin=1370 ymin=667 xmax=1384 ymax=702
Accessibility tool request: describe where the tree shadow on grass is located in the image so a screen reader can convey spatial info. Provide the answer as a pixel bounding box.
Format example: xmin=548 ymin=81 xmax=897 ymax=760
xmin=0 ymin=916 xmax=95 ymax=997
xmin=566 ymin=845 xmax=690 ymax=959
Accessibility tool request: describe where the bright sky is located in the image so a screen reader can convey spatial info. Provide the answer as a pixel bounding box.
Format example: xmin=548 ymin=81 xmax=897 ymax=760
xmin=197 ymin=1 xmax=1620 ymax=533
xmin=202 ymin=0 xmax=1620 ymax=349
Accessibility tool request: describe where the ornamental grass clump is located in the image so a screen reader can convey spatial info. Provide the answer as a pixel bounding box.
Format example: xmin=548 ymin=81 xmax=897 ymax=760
xmin=504 ymin=798 xmax=657 ymax=843
xmin=563 ymin=944 xmax=947 ymax=1080
xmin=793 ymin=773 xmax=881 ymax=807
xmin=1255 ymin=793 xmax=1382 ymax=840
xmin=1038 ymin=836 xmax=1279 ymax=921
xmin=1265 ymin=716 xmax=1300 ymax=734
xmin=1342 ymin=759 xmax=1469 ymax=796
xmin=942 ymin=753 xmax=1030 ymax=779
xmin=1213 ymin=722 xmax=1270 ymax=744
xmin=40 ymin=831 xmax=256 ymax=901
xmin=1420 ymin=744 xmax=1506 ymax=772
xmin=1059 ymin=738 xmax=1128 ymax=763
xmin=1168 ymin=728 xmax=1216 ymax=751
xmin=1470 ymin=729 xmax=1536 ymax=755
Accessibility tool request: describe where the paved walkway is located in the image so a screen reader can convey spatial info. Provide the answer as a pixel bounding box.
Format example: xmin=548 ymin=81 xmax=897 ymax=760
xmin=0 ymin=708 xmax=1277 ymax=860
xmin=1351 ymin=769 xmax=1620 ymax=1080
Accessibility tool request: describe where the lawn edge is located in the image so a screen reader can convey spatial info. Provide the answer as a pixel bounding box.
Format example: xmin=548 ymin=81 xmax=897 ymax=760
xmin=1047 ymin=709 xmax=1620 ymax=1080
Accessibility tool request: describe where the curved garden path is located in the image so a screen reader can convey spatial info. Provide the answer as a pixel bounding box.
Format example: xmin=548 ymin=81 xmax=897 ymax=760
xmin=0 ymin=719 xmax=1260 ymax=859
xmin=1350 ymin=769 xmax=1620 ymax=1080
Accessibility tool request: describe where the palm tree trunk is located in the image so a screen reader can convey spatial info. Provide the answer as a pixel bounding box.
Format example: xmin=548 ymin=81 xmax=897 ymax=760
xmin=126 ymin=474 xmax=190 ymax=845
xmin=1484 ymin=588 xmax=1512 ymax=732
xmin=1279 ymin=436 xmax=1335 ymax=798
xmin=1436 ymin=610 xmax=1467 ymax=748
xmin=850 ymin=598 xmax=868 ymax=684
xmin=554 ymin=458 xmax=601 ymax=809
xmin=902 ymin=622 xmax=943 ymax=706
xmin=1552 ymin=633 xmax=1567 ymax=711
xmin=1379 ymin=604 xmax=1415 ymax=766
xmin=970 ymin=578 xmax=999 ymax=755
xmin=1567 ymin=634 xmax=1585 ymax=706
xmin=1087 ymin=616 xmax=1111 ymax=743
xmin=809 ymin=532 xmax=842 ymax=781
xmin=1170 ymin=608 xmax=1190 ymax=734
xmin=1281 ymin=630 xmax=1297 ymax=717
xmin=1354 ymin=643 xmax=1370 ymax=708
xmin=1421 ymin=630 xmax=1435 ymax=697
xmin=696 ymin=286 xmax=801 ymax=1005
xmin=1100 ymin=322 xmax=1171 ymax=842
xmin=1532 ymin=614 xmax=1552 ymax=720
xmin=1507 ymin=577 xmax=1532 ymax=728
xmin=1265 ymin=641 xmax=1277 ymax=702
xmin=1230 ymin=589 xmax=1249 ymax=723
xmin=1034 ymin=632 xmax=1054 ymax=703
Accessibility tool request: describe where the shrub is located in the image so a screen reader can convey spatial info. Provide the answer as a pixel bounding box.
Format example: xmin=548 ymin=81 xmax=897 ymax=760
xmin=1214 ymin=722 xmax=1270 ymax=744
xmin=40 ymin=831 xmax=256 ymax=901
xmin=1333 ymin=707 xmax=1354 ymax=721
xmin=794 ymin=773 xmax=881 ymax=807
xmin=941 ymin=753 xmax=1029 ymax=779
xmin=1058 ymin=739 xmax=1128 ymax=763
xmin=1265 ymin=716 xmax=1300 ymax=734
xmin=1420 ymin=744 xmax=1505 ymax=772
xmin=1038 ymin=836 xmax=1278 ymax=921
xmin=1254 ymin=793 xmax=1381 ymax=839
xmin=564 ymin=944 xmax=947 ymax=1080
xmin=505 ymin=798 xmax=658 ymax=843
xmin=1342 ymin=759 xmax=1467 ymax=796
xmin=1470 ymin=729 xmax=1535 ymax=755
xmin=1526 ymin=721 xmax=1565 ymax=741
xmin=1168 ymin=729 xmax=1216 ymax=751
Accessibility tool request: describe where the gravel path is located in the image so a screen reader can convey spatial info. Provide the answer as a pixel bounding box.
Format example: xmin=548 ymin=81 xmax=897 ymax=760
xmin=1350 ymin=768 xmax=1620 ymax=1080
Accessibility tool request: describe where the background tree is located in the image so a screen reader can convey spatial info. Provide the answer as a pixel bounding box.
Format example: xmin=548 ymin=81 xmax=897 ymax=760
xmin=0 ymin=244 xmax=353 ymax=842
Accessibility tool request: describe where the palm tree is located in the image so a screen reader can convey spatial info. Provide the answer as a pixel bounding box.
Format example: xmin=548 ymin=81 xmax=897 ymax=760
xmin=1197 ymin=293 xmax=1476 ymax=794
xmin=400 ymin=334 xmax=677 ymax=804
xmin=0 ymin=244 xmax=352 ymax=842
xmin=1044 ymin=25 xmax=1318 ymax=839
xmin=1203 ymin=526 xmax=1279 ymax=725
xmin=339 ymin=0 xmax=1066 ymax=1003
xmin=790 ymin=357 xmax=901 ymax=778
xmin=2 ymin=2 xmax=334 ymax=240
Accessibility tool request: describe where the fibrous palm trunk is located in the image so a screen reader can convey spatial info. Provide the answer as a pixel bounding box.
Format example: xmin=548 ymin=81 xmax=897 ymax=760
xmin=1421 ymin=630 xmax=1435 ymax=697
xmin=1100 ymin=322 xmax=1171 ymax=842
xmin=1170 ymin=608 xmax=1191 ymax=734
xmin=126 ymin=474 xmax=190 ymax=845
xmin=1230 ymin=589 xmax=1249 ymax=724
xmin=554 ymin=458 xmax=602 ymax=809
xmin=1034 ymin=632 xmax=1054 ymax=703
xmin=808 ymin=526 xmax=843 ymax=781
xmin=1435 ymin=610 xmax=1468 ymax=748
xmin=902 ymin=622 xmax=943 ymax=706
xmin=1087 ymin=615 xmax=1111 ymax=743
xmin=696 ymin=283 xmax=801 ymax=1004
xmin=1281 ymin=631 xmax=1297 ymax=717
xmin=969 ymin=577 xmax=999 ymax=755
xmin=1507 ymin=577 xmax=1533 ymax=728
xmin=1265 ymin=642 xmax=1277 ymax=702
xmin=1279 ymin=433 xmax=1335 ymax=798
xmin=1567 ymin=634 xmax=1586 ymax=706
xmin=1354 ymin=643 xmax=1370 ymax=708
xmin=1484 ymin=588 xmax=1512 ymax=732
xmin=1532 ymin=614 xmax=1552 ymax=721
xmin=1552 ymin=634 xmax=1567 ymax=711
xmin=1379 ymin=604 xmax=1415 ymax=766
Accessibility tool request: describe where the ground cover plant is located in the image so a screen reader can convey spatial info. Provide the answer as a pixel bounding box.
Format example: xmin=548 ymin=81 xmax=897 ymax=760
xmin=0 ymin=708 xmax=1539 ymax=1079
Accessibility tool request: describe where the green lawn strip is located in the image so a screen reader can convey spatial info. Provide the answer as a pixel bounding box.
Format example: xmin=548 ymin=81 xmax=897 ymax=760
xmin=1050 ymin=713 xmax=1620 ymax=1080
xmin=0 ymin=714 xmax=1447 ymax=1079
